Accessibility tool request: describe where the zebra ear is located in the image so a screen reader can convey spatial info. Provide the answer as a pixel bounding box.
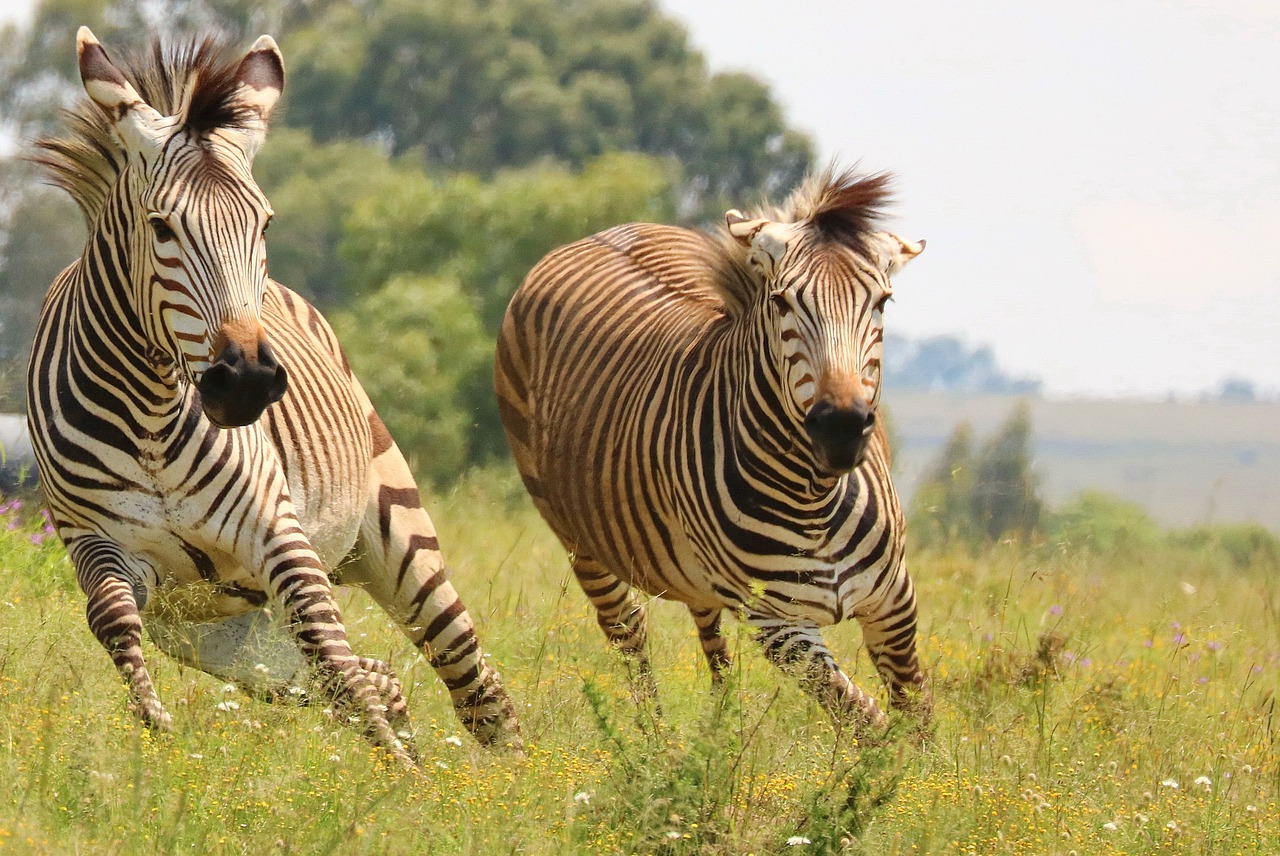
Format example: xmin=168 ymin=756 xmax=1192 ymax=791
xmin=871 ymin=232 xmax=926 ymax=275
xmin=76 ymin=27 xmax=166 ymax=151
xmin=235 ymin=36 xmax=285 ymax=122
xmin=726 ymin=210 xmax=792 ymax=278
xmin=225 ymin=35 xmax=284 ymax=161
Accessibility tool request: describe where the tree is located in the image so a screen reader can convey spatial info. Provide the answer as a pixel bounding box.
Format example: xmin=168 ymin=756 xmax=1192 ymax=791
xmin=0 ymin=169 xmax=85 ymax=409
xmin=279 ymin=0 xmax=811 ymax=215
xmin=883 ymin=333 xmax=1041 ymax=394
xmin=970 ymin=403 xmax=1042 ymax=542
xmin=909 ymin=404 xmax=1043 ymax=547
xmin=908 ymin=421 xmax=976 ymax=546
xmin=252 ymin=128 xmax=423 ymax=308
xmin=339 ymin=151 xmax=678 ymax=464
xmin=329 ymin=274 xmax=490 ymax=486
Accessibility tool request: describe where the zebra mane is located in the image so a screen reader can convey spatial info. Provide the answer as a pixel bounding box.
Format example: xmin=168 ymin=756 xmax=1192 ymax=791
xmin=30 ymin=36 xmax=261 ymax=226
xmin=711 ymin=167 xmax=893 ymax=314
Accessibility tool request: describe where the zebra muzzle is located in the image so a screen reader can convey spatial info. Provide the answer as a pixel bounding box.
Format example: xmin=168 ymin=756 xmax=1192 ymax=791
xmin=197 ymin=339 xmax=289 ymax=428
xmin=804 ymin=398 xmax=875 ymax=473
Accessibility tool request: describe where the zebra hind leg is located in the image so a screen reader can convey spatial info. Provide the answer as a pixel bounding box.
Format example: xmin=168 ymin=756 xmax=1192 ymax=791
xmin=748 ymin=612 xmax=887 ymax=734
xmin=354 ymin=656 xmax=418 ymax=761
xmin=342 ymin=414 xmax=523 ymax=754
xmin=572 ymin=556 xmax=660 ymax=712
xmin=69 ymin=538 xmax=173 ymax=732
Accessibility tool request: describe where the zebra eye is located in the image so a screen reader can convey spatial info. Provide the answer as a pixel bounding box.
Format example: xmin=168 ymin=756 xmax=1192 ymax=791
xmin=149 ymin=216 xmax=177 ymax=243
xmin=261 ymin=218 xmax=271 ymax=237
xmin=874 ymin=294 xmax=893 ymax=314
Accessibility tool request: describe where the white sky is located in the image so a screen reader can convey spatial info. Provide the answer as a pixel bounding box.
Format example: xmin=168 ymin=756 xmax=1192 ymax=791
xmin=4 ymin=1 xmax=1277 ymax=399
xmin=661 ymin=0 xmax=1280 ymax=399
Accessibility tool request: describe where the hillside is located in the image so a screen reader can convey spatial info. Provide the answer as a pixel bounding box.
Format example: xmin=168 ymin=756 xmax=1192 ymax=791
xmin=887 ymin=392 xmax=1280 ymax=531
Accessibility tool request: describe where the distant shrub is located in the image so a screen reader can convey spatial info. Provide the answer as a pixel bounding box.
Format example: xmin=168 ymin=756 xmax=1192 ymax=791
xmin=1043 ymin=490 xmax=1162 ymax=556
xmin=1170 ymin=523 xmax=1280 ymax=570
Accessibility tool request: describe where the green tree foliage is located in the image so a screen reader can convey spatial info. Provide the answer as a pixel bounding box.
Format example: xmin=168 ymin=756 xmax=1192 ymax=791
xmin=282 ymin=0 xmax=811 ymax=213
xmin=971 ymin=402 xmax=1042 ymax=541
xmin=251 ymin=128 xmax=423 ymax=308
xmin=908 ymin=421 xmax=976 ymax=545
xmin=329 ymin=275 xmax=489 ymax=485
xmin=339 ymin=151 xmax=677 ymax=465
xmin=1042 ymin=490 xmax=1162 ymax=557
xmin=0 ymin=169 xmax=84 ymax=409
xmin=910 ymin=404 xmax=1044 ymax=547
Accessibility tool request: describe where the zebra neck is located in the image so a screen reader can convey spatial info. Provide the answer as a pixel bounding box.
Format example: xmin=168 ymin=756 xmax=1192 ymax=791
xmin=716 ymin=320 xmax=847 ymax=510
xmin=65 ymin=244 xmax=186 ymax=419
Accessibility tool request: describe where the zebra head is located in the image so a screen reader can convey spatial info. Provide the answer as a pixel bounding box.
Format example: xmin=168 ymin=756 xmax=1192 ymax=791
xmin=726 ymin=175 xmax=923 ymax=474
xmin=75 ymin=28 xmax=288 ymax=428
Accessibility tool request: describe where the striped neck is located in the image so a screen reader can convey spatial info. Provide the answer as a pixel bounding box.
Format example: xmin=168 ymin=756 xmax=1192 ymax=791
xmin=716 ymin=310 xmax=849 ymax=507
xmin=67 ymin=201 xmax=186 ymax=419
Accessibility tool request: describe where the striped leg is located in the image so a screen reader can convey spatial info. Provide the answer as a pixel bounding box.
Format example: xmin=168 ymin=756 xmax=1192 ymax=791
xmin=343 ymin=415 xmax=523 ymax=753
xmin=688 ymin=606 xmax=731 ymax=685
xmin=747 ymin=611 xmax=886 ymax=732
xmin=855 ymin=564 xmax=931 ymax=721
xmin=68 ymin=537 xmax=171 ymax=730
xmin=572 ymin=555 xmax=659 ymax=705
xmin=259 ymin=514 xmax=415 ymax=769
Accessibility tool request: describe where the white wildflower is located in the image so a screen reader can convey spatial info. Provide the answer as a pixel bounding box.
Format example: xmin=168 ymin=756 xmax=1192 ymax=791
xmin=574 ymin=792 xmax=591 ymax=805
xmin=253 ymin=663 xmax=270 ymax=674
xmin=786 ymin=836 xmax=812 ymax=846
xmin=444 ymin=735 xmax=463 ymax=747
xmin=665 ymin=831 xmax=681 ymax=840
xmin=1193 ymin=775 xmax=1212 ymax=789
xmin=436 ymin=761 xmax=449 ymax=770
xmin=1102 ymin=821 xmax=1118 ymax=831
xmin=215 ymin=700 xmax=240 ymax=712
xmin=1160 ymin=779 xmax=1179 ymax=789
xmin=189 ymin=753 xmax=203 ymax=760
xmin=221 ymin=684 xmax=237 ymax=693
xmin=328 ymin=753 xmax=341 ymax=762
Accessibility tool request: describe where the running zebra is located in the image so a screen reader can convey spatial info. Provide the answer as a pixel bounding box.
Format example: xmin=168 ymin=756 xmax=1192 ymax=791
xmin=26 ymin=29 xmax=522 ymax=766
xmin=495 ymin=169 xmax=930 ymax=730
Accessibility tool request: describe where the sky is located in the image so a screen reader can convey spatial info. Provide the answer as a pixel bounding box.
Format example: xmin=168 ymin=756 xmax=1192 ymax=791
xmin=3 ymin=0 xmax=1277 ymax=399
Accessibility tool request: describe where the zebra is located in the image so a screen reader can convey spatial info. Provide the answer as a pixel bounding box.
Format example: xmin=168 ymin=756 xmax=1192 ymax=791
xmin=495 ymin=168 xmax=931 ymax=732
xmin=26 ymin=28 xmax=522 ymax=766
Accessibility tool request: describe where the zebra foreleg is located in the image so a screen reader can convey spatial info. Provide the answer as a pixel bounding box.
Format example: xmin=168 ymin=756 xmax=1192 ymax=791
xmin=688 ymin=606 xmax=732 ymax=685
xmin=748 ymin=613 xmax=887 ymax=733
xmin=263 ymin=547 xmax=416 ymax=769
xmin=854 ymin=567 xmax=932 ymax=724
xmin=68 ymin=537 xmax=172 ymax=731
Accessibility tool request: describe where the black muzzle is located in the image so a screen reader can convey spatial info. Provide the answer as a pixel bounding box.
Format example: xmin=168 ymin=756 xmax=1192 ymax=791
xmin=804 ymin=398 xmax=875 ymax=473
xmin=197 ymin=339 xmax=288 ymax=428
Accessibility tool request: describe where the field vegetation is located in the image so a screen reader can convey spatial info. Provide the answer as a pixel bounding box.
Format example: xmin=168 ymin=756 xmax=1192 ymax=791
xmin=1 ymin=472 xmax=1277 ymax=854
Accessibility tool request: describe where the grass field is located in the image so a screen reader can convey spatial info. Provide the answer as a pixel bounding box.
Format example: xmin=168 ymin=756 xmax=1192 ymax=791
xmin=1 ymin=472 xmax=1278 ymax=854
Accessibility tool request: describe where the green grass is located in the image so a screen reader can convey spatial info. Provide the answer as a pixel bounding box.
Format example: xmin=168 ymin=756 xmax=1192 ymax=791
xmin=1 ymin=474 xmax=1277 ymax=854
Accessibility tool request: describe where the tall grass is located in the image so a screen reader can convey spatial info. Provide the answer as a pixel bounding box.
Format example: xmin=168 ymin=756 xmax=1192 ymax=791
xmin=0 ymin=474 xmax=1276 ymax=853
